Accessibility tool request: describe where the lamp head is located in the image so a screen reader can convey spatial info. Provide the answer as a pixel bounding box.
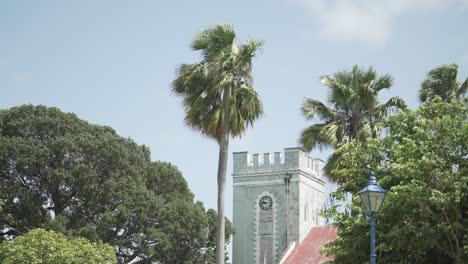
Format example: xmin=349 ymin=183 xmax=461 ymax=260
xmin=358 ymin=172 xmax=387 ymax=213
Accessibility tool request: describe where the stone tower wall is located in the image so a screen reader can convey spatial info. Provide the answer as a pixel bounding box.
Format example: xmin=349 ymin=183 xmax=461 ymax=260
xmin=232 ymin=147 xmax=325 ymax=264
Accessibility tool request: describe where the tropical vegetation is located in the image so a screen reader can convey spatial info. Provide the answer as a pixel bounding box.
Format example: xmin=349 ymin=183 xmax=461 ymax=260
xmin=0 ymin=105 xmax=233 ymax=264
xmin=172 ymin=24 xmax=263 ymax=264
xmin=323 ymin=99 xmax=467 ymax=263
xmin=0 ymin=229 xmax=116 ymax=264
xmin=299 ymin=65 xmax=406 ymax=180
xmin=419 ymin=63 xmax=467 ymax=102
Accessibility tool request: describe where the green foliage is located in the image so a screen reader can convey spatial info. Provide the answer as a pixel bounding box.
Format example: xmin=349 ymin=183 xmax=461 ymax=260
xmin=203 ymin=209 xmax=235 ymax=263
xmin=419 ymin=63 xmax=467 ymax=103
xmin=323 ymin=99 xmax=467 ymax=263
xmin=0 ymin=105 xmax=234 ymax=264
xmin=172 ymin=24 xmax=262 ymax=263
xmin=0 ymin=228 xmax=116 ymax=264
xmin=299 ymin=65 xmax=406 ymax=180
xmin=172 ymin=24 xmax=264 ymax=141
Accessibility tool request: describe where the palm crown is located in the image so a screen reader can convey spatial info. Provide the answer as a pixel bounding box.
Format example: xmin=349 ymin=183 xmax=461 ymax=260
xmin=172 ymin=25 xmax=263 ymax=141
xmin=299 ymin=65 xmax=406 ymax=178
xmin=419 ymin=63 xmax=467 ymax=103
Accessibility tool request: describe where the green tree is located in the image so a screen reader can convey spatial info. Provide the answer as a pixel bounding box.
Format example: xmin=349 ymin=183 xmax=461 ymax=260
xmin=323 ymin=99 xmax=467 ymax=263
xmin=0 ymin=105 xmax=233 ymax=264
xmin=191 ymin=209 xmax=234 ymax=264
xmin=0 ymin=228 xmax=116 ymax=264
xmin=299 ymin=65 xmax=406 ymax=180
xmin=419 ymin=63 xmax=467 ymax=103
xmin=172 ymin=24 xmax=263 ymax=263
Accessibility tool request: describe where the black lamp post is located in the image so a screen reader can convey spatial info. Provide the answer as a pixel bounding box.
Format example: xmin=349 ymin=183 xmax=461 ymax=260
xmin=358 ymin=172 xmax=387 ymax=264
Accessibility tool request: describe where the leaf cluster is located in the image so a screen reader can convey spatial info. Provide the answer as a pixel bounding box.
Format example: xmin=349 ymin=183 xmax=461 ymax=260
xmin=323 ymin=100 xmax=467 ymax=263
xmin=0 ymin=228 xmax=116 ymax=264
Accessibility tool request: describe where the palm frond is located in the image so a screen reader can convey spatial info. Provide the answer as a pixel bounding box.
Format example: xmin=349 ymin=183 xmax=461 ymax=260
xmin=323 ymin=151 xmax=344 ymax=182
xmin=419 ymin=63 xmax=462 ymax=102
xmin=301 ymin=98 xmax=336 ymax=121
xmin=372 ymin=74 xmax=394 ymax=92
xmin=172 ymin=63 xmax=208 ymax=94
xmin=419 ymin=84 xmax=431 ymax=103
xmin=322 ymin=74 xmax=351 ymax=109
xmin=456 ymin=77 xmax=468 ymax=98
xmin=358 ymin=122 xmax=376 ymax=140
xmin=371 ymin=96 xmax=406 ymax=124
xmin=299 ymin=122 xmax=342 ymax=151
xmin=238 ymin=39 xmax=263 ymax=63
xmin=230 ymin=83 xmax=263 ymax=137
xmin=361 ymin=66 xmax=377 ymax=85
xmin=191 ymin=24 xmax=237 ymax=63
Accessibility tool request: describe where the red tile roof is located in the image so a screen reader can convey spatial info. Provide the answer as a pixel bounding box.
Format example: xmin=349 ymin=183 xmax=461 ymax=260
xmin=282 ymin=226 xmax=337 ymax=264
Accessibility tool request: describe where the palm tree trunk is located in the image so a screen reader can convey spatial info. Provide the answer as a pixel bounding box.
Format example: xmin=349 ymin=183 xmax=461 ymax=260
xmin=350 ymin=113 xmax=360 ymax=140
xmin=215 ymin=136 xmax=228 ymax=264
xmin=216 ymin=86 xmax=231 ymax=264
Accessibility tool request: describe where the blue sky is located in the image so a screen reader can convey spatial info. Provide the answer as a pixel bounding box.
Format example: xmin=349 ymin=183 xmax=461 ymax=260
xmin=1 ymin=0 xmax=467 ymax=239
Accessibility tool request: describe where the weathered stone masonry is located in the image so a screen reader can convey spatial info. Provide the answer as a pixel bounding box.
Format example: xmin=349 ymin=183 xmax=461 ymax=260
xmin=232 ymin=147 xmax=326 ymax=264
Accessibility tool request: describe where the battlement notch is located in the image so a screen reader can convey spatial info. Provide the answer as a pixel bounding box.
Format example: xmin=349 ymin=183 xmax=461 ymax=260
xmin=233 ymin=147 xmax=325 ymax=179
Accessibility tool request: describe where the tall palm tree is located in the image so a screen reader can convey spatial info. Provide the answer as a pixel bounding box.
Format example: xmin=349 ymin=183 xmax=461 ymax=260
xmin=172 ymin=25 xmax=263 ymax=264
xmin=419 ymin=63 xmax=467 ymax=103
xmin=299 ymin=65 xmax=406 ymax=181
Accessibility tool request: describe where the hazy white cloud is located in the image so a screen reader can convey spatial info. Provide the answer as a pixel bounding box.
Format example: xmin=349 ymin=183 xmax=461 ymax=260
xmin=295 ymin=0 xmax=465 ymax=45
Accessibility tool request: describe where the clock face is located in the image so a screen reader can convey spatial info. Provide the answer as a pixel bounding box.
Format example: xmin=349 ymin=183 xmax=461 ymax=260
xmin=259 ymin=196 xmax=273 ymax=210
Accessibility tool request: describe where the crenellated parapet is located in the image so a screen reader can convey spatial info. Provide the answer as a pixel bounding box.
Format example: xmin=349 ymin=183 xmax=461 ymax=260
xmin=233 ymin=147 xmax=325 ymax=180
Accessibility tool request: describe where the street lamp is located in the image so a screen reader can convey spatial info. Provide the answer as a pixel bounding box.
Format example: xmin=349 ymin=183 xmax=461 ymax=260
xmin=358 ymin=172 xmax=387 ymax=264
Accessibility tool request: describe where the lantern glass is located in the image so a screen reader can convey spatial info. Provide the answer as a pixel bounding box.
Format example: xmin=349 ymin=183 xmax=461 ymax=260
xmin=359 ymin=191 xmax=371 ymax=212
xmin=360 ymin=191 xmax=386 ymax=213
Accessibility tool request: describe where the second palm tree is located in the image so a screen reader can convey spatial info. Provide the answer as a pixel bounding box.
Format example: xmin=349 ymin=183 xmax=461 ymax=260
xmin=299 ymin=65 xmax=406 ymax=181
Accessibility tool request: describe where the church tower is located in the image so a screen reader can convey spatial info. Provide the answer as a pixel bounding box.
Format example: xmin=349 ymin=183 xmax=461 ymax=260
xmin=232 ymin=147 xmax=326 ymax=264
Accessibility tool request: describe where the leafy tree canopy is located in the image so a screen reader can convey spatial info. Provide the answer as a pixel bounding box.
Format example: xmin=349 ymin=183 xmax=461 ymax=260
xmin=0 ymin=105 xmax=233 ymax=264
xmin=323 ymin=99 xmax=467 ymax=263
xmin=0 ymin=228 xmax=116 ymax=264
